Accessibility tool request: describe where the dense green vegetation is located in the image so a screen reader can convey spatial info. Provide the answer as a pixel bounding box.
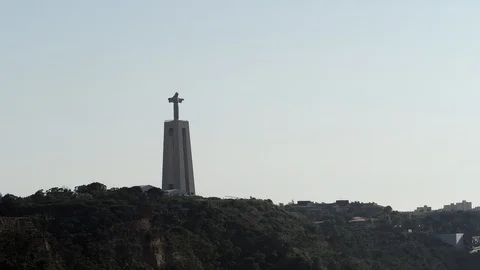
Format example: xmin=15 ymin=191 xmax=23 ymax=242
xmin=0 ymin=183 xmax=479 ymax=269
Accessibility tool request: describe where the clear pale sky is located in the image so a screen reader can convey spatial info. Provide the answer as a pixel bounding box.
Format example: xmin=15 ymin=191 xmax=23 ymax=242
xmin=1 ymin=1 xmax=480 ymax=211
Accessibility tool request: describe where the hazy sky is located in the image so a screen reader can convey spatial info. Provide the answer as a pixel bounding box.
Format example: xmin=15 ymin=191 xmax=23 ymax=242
xmin=2 ymin=1 xmax=480 ymax=211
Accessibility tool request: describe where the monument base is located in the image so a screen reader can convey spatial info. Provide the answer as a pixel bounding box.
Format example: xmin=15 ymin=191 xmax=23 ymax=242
xmin=161 ymin=120 xmax=195 ymax=195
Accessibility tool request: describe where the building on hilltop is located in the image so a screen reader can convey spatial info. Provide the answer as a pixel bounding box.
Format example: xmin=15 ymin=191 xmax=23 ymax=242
xmin=443 ymin=200 xmax=472 ymax=211
xmin=414 ymin=205 xmax=432 ymax=213
xmin=297 ymin=201 xmax=313 ymax=206
xmin=443 ymin=203 xmax=456 ymax=211
xmin=457 ymin=200 xmax=472 ymax=210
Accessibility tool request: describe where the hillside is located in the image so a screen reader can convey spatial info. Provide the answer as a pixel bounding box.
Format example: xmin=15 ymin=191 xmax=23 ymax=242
xmin=0 ymin=183 xmax=479 ymax=269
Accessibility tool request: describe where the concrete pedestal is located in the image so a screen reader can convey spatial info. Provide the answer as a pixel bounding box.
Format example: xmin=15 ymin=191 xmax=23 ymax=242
xmin=161 ymin=120 xmax=195 ymax=195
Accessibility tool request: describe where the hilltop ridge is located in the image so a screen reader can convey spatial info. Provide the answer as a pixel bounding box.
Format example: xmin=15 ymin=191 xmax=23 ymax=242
xmin=0 ymin=183 xmax=479 ymax=269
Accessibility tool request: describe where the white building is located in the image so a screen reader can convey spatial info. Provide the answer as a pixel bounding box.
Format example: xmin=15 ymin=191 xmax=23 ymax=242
xmin=443 ymin=200 xmax=472 ymax=211
xmin=437 ymin=233 xmax=464 ymax=249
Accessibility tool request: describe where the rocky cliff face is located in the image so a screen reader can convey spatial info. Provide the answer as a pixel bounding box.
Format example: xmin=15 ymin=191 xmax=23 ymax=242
xmin=0 ymin=186 xmax=327 ymax=269
xmin=0 ymin=217 xmax=62 ymax=269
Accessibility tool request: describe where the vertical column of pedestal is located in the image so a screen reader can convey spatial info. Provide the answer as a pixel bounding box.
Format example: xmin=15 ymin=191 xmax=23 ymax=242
xmin=173 ymin=121 xmax=183 ymax=190
xmin=182 ymin=121 xmax=195 ymax=195
xmin=162 ymin=121 xmax=180 ymax=190
xmin=161 ymin=122 xmax=171 ymax=190
xmin=161 ymin=122 xmax=169 ymax=190
xmin=174 ymin=121 xmax=185 ymax=192
xmin=161 ymin=120 xmax=195 ymax=194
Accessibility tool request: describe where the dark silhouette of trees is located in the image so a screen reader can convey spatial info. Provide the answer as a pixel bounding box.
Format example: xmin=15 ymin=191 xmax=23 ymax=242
xmin=0 ymin=183 xmax=479 ymax=269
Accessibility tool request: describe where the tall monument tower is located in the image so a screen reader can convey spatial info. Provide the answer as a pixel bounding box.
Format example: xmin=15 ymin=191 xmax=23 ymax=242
xmin=161 ymin=92 xmax=195 ymax=195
